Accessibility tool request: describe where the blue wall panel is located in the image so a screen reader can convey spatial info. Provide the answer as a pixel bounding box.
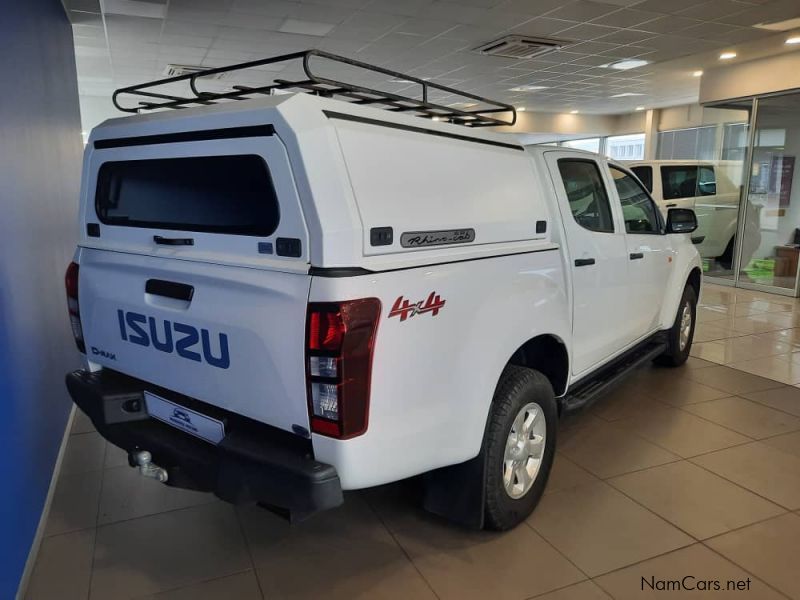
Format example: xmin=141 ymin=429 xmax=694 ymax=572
xmin=0 ymin=0 xmax=83 ymax=596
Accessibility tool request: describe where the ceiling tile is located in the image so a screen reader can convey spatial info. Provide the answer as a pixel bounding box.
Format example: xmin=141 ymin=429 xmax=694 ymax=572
xmin=596 ymin=28 xmax=653 ymax=44
xmin=544 ymin=1 xmax=621 ymax=22
xmin=631 ymin=0 xmax=702 ymax=14
xmin=279 ymin=18 xmax=338 ymax=36
xmin=591 ymin=8 xmax=662 ymax=27
xmin=635 ymin=15 xmax=702 ymax=33
xmin=510 ymin=17 xmax=581 ymax=36
xmin=557 ymin=22 xmax=620 ymax=41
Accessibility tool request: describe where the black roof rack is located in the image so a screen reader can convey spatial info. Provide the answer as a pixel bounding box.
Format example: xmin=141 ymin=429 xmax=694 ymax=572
xmin=112 ymin=49 xmax=516 ymax=128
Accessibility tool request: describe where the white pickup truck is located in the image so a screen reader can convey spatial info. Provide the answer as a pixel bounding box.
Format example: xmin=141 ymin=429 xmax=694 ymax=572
xmin=65 ymin=51 xmax=702 ymax=530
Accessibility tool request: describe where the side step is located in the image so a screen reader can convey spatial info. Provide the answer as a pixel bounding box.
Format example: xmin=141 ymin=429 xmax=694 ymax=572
xmin=561 ymin=335 xmax=668 ymax=414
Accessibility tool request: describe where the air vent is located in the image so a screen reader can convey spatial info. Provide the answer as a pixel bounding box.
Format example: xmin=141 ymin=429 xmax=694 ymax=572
xmin=162 ymin=64 xmax=226 ymax=80
xmin=473 ymin=35 xmax=567 ymax=60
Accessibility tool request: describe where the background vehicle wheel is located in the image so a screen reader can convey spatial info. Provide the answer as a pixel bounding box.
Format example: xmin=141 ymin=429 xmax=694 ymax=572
xmin=654 ymin=284 xmax=697 ymax=367
xmin=718 ymin=237 xmax=735 ymax=270
xmin=483 ymin=366 xmax=557 ymax=531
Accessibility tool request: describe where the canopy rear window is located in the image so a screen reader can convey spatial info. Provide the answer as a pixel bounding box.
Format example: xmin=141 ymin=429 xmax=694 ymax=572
xmin=95 ymin=155 xmax=279 ymax=236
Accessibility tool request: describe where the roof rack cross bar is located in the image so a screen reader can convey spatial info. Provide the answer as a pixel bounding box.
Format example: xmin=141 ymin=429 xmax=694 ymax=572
xmin=111 ymin=49 xmax=516 ymax=128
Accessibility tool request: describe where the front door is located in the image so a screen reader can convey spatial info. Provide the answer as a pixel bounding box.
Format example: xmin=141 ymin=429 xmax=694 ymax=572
xmin=609 ymin=165 xmax=673 ymax=339
xmin=545 ymin=153 xmax=630 ymax=377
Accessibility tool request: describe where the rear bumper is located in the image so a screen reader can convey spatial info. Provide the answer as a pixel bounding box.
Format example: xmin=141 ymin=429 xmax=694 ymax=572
xmin=65 ymin=369 xmax=342 ymax=518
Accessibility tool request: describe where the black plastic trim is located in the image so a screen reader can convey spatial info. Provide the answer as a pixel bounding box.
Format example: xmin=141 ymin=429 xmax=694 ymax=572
xmin=574 ymin=258 xmax=595 ymax=267
xmin=145 ymin=279 xmax=194 ymax=301
xmin=65 ymin=369 xmax=342 ymax=517
xmin=323 ymin=110 xmax=525 ymax=151
xmin=93 ymin=125 xmax=275 ymax=149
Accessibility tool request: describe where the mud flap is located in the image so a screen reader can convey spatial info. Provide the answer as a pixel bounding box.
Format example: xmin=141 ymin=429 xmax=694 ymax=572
xmin=422 ymin=453 xmax=486 ymax=529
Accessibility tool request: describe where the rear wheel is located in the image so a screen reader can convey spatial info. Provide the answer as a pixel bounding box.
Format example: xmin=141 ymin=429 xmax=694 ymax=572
xmin=483 ymin=366 xmax=557 ymax=531
xmin=654 ymin=284 xmax=697 ymax=367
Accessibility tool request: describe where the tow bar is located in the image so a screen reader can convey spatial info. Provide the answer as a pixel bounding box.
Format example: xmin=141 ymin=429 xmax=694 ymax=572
xmin=133 ymin=450 xmax=169 ymax=483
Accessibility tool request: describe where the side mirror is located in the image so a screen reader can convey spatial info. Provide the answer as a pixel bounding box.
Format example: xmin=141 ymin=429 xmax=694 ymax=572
xmin=666 ymin=208 xmax=698 ymax=234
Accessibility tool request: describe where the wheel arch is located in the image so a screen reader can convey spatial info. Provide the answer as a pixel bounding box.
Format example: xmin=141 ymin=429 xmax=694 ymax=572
xmin=687 ymin=266 xmax=701 ymax=299
xmin=507 ymin=334 xmax=569 ymax=397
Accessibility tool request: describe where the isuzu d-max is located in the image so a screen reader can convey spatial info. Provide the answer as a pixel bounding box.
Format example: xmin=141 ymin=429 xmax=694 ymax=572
xmin=65 ymin=51 xmax=701 ymax=530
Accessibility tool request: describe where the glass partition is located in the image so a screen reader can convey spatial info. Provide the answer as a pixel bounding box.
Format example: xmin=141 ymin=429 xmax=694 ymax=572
xmin=561 ymin=137 xmax=601 ymax=153
xmin=606 ymin=133 xmax=645 ymax=160
xmin=736 ymin=93 xmax=800 ymax=292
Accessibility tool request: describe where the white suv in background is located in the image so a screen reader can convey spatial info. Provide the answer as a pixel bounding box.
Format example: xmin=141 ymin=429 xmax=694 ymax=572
xmin=626 ymin=160 xmax=743 ymax=268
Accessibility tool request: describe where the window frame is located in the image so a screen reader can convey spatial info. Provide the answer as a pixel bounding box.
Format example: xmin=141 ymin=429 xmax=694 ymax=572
xmin=556 ymin=157 xmax=616 ymax=234
xmin=609 ymin=164 xmax=665 ymax=235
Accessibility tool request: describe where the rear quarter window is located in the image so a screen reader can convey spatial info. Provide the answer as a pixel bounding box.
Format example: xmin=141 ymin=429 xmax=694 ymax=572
xmin=95 ymin=155 xmax=280 ymax=236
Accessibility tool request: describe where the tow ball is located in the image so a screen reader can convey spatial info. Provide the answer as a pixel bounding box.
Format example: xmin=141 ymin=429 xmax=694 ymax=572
xmin=133 ymin=450 xmax=169 ymax=483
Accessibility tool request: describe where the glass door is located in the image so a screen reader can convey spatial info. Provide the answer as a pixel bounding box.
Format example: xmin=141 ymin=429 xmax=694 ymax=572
xmin=736 ymin=93 xmax=800 ymax=295
xmin=695 ymin=101 xmax=753 ymax=282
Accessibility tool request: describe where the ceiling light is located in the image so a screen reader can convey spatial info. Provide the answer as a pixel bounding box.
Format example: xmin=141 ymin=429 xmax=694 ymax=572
xmin=570 ymin=110 xmax=579 ymax=114
xmin=719 ymin=51 xmax=737 ymax=60
xmin=607 ymin=59 xmax=650 ymax=71
xmin=635 ymin=106 xmax=645 ymax=111
xmin=786 ymin=36 xmax=800 ymax=44
xmin=755 ymin=17 xmax=800 ymax=31
xmin=517 ymin=106 xmax=526 ymax=111
xmin=431 ymin=116 xmax=442 ymax=122
xmin=692 ymin=70 xmax=704 ymax=77
xmin=610 ymin=92 xmax=645 ymax=98
xmin=448 ymin=102 xmax=478 ymax=108
xmin=508 ymin=85 xmax=549 ymax=92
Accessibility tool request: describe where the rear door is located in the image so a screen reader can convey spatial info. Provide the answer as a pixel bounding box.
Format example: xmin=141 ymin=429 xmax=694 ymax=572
xmin=78 ymin=131 xmax=312 ymax=433
xmin=545 ymin=152 xmax=630 ymax=377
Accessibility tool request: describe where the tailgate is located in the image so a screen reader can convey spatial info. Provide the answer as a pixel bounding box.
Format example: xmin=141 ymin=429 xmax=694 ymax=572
xmin=78 ymin=127 xmax=312 ymax=433
xmin=79 ymin=249 xmax=311 ymax=433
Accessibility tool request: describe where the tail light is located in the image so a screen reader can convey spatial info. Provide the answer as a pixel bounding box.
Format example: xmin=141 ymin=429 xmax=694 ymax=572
xmin=65 ymin=262 xmax=85 ymax=353
xmin=306 ymin=298 xmax=381 ymax=439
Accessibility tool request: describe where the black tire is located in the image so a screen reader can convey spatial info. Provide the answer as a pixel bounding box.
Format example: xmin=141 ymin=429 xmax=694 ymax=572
xmin=483 ymin=365 xmax=558 ymax=531
xmin=654 ymin=284 xmax=697 ymax=367
xmin=718 ymin=237 xmax=735 ymax=270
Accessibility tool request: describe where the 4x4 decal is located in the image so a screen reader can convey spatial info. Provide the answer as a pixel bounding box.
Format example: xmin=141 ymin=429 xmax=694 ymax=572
xmin=389 ymin=292 xmax=446 ymax=321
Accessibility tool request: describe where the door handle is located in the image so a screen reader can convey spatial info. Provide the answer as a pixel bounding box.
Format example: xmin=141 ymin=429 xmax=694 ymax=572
xmin=629 ymin=252 xmax=644 ymax=260
xmin=145 ymin=279 xmax=194 ymax=301
xmin=154 ymin=235 xmax=194 ymax=246
xmin=665 ymin=203 xmax=677 ymax=208
xmin=574 ymin=258 xmax=596 ymax=267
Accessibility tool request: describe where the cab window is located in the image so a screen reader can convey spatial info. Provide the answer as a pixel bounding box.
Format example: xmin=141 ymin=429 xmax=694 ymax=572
xmin=630 ymin=166 xmax=653 ymax=193
xmin=610 ymin=166 xmax=661 ymax=234
xmin=557 ymin=159 xmax=615 ymax=233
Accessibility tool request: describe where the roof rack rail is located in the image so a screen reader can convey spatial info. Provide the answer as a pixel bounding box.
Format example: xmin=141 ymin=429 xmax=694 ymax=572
xmin=112 ymin=49 xmax=516 ymax=128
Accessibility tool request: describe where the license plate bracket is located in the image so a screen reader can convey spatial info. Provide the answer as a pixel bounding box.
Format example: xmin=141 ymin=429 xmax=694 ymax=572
xmin=144 ymin=391 xmax=225 ymax=445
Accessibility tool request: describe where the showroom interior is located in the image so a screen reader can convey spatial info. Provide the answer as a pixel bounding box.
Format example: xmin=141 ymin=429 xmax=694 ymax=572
xmin=6 ymin=0 xmax=800 ymax=598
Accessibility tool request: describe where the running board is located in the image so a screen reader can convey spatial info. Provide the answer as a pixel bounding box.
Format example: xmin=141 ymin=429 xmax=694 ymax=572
xmin=561 ymin=335 xmax=668 ymax=414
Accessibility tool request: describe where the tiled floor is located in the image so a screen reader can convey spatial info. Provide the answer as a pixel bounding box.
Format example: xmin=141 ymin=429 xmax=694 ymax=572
xmin=26 ymin=283 xmax=800 ymax=599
